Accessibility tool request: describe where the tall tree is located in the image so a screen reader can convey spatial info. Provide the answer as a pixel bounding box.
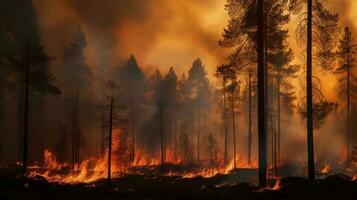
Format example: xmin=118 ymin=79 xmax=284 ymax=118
xmin=162 ymin=68 xmax=178 ymax=162
xmin=2 ymin=0 xmax=59 ymax=173
xmin=62 ymin=25 xmax=91 ymax=171
xmin=290 ymin=0 xmax=339 ymax=181
xmin=215 ymin=65 xmax=230 ymax=166
xmin=264 ymin=0 xmax=299 ymax=171
xmin=219 ymin=0 xmax=267 ymax=185
xmin=187 ymin=58 xmax=211 ymax=161
xmin=335 ymin=27 xmax=357 ymax=164
xmin=150 ymin=70 xmax=165 ymax=172
xmin=257 ymin=0 xmax=267 ymax=187
xmin=117 ymin=55 xmax=149 ymax=165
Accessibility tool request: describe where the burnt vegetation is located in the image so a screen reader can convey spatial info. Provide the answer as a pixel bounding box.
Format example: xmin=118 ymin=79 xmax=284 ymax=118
xmin=1 ymin=0 xmax=357 ymax=199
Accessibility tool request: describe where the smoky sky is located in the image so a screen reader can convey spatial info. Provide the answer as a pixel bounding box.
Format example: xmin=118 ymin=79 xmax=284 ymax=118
xmin=32 ymin=0 xmax=357 ymax=79
xmin=32 ymin=0 xmax=228 ymax=77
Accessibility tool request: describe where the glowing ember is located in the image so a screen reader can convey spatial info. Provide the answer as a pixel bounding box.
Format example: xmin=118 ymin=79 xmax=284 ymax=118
xmin=352 ymin=175 xmax=357 ymax=181
xmin=320 ymin=165 xmax=331 ymax=174
xmin=269 ymin=178 xmax=282 ymax=191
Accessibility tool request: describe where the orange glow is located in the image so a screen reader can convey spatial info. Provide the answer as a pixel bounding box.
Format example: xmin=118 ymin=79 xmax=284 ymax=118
xmin=320 ymin=165 xmax=331 ymax=174
xmin=269 ymin=178 xmax=282 ymax=191
xmin=28 ymin=128 xmax=259 ymax=185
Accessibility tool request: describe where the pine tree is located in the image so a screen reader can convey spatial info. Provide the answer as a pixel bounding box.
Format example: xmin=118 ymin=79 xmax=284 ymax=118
xmin=335 ymin=27 xmax=357 ymax=164
xmin=117 ymin=55 xmax=149 ymax=165
xmin=220 ymin=0 xmax=267 ymax=185
xmin=62 ymin=25 xmax=91 ymax=171
xmin=265 ymin=0 xmax=300 ymax=172
xmin=187 ymin=58 xmax=211 ymax=161
xmin=290 ymin=0 xmax=339 ymax=181
xmin=1 ymin=0 xmax=59 ymax=173
xmin=162 ymin=68 xmax=178 ymax=162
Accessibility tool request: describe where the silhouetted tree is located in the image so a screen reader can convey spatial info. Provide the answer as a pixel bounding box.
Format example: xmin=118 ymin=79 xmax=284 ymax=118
xmin=187 ymin=58 xmax=211 ymax=161
xmin=215 ymin=65 xmax=230 ymax=166
xmin=161 ymin=68 xmax=178 ymax=161
xmin=117 ymin=55 xmax=149 ymax=165
xmin=257 ymin=0 xmax=267 ymax=187
xmin=290 ymin=0 xmax=339 ymax=181
xmin=62 ymin=25 xmax=91 ymax=171
xmin=220 ymin=0 xmax=267 ymax=185
xmin=335 ymin=27 xmax=357 ymax=163
xmin=1 ymin=0 xmax=59 ymax=173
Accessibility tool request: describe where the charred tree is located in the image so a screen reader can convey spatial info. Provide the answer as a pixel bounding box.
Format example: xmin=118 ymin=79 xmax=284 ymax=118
xmin=336 ymin=27 xmax=357 ymax=164
xmin=257 ymin=0 xmax=267 ymax=187
xmin=248 ymin=69 xmax=253 ymax=166
xmin=107 ymin=87 xmax=114 ymax=186
xmin=62 ymin=25 xmax=91 ymax=171
xmin=306 ymin=0 xmax=315 ymax=181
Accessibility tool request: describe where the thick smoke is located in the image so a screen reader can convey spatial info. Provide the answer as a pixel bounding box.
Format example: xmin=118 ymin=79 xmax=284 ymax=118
xmin=32 ymin=0 xmax=228 ymax=76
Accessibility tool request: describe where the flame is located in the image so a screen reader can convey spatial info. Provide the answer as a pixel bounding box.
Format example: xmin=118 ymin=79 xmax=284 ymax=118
xmin=320 ymin=165 xmax=331 ymax=174
xmin=27 ymin=129 xmax=261 ymax=184
xmin=269 ymin=178 xmax=282 ymax=191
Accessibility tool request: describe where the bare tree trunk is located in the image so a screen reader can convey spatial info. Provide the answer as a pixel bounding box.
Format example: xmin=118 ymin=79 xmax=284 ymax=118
xmin=22 ymin=41 xmax=30 ymax=175
xmin=223 ymin=79 xmax=228 ymax=166
xmin=248 ymin=70 xmax=252 ymax=166
xmin=71 ymin=108 xmax=75 ymax=171
xmin=100 ymin=112 xmax=105 ymax=158
xmin=174 ymin=106 xmax=177 ymax=162
xmin=231 ymin=77 xmax=237 ymax=169
xmin=257 ymin=0 xmax=267 ymax=187
xmin=346 ymin=33 xmax=351 ymax=164
xmin=307 ymin=0 xmax=315 ymax=181
xmin=160 ymin=104 xmax=165 ymax=173
xmin=197 ymin=108 xmax=200 ymax=161
xmin=107 ymin=95 xmax=113 ymax=186
xmin=277 ymin=69 xmax=281 ymax=168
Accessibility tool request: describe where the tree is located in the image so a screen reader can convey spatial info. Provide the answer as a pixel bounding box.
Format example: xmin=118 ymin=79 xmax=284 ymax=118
xmin=207 ymin=133 xmax=219 ymax=168
xmin=162 ymin=68 xmax=178 ymax=162
xmin=215 ymin=65 xmax=230 ymax=166
xmin=264 ymin=0 xmax=300 ymax=172
xmin=1 ymin=0 xmax=59 ymax=173
xmin=150 ymin=70 xmax=165 ymax=172
xmin=117 ymin=55 xmax=149 ymax=165
xmin=62 ymin=25 xmax=91 ymax=171
xmin=290 ymin=0 xmax=339 ymax=181
xmin=257 ymin=0 xmax=267 ymax=187
xmin=187 ymin=58 xmax=211 ymax=161
xmin=220 ymin=0 xmax=267 ymax=185
xmin=335 ymin=27 xmax=357 ymax=164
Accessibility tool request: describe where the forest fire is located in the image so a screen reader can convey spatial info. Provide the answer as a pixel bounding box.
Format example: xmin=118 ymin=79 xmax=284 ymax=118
xmin=27 ymin=147 xmax=258 ymax=184
xmin=2 ymin=0 xmax=357 ymax=199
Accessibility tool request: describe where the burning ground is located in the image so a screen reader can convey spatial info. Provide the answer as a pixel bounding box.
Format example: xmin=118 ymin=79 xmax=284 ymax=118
xmin=1 ymin=165 xmax=357 ymax=200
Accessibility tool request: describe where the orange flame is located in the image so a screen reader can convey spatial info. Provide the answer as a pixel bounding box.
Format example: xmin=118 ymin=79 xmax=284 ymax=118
xmin=320 ymin=165 xmax=330 ymax=174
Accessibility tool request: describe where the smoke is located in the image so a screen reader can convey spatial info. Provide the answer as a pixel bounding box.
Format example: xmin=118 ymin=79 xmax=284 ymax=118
xmin=32 ymin=0 xmax=228 ymax=76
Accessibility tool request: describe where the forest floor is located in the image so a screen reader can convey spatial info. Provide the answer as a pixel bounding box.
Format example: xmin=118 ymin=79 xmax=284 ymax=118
xmin=1 ymin=165 xmax=357 ymax=200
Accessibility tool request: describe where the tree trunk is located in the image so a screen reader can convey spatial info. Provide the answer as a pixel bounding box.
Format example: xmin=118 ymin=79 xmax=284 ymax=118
xmin=223 ymin=78 xmax=228 ymax=166
xmin=232 ymin=78 xmax=237 ymax=169
xmin=248 ymin=70 xmax=252 ymax=166
xmin=307 ymin=0 xmax=315 ymax=181
xmin=277 ymin=68 xmax=281 ymax=168
xmin=346 ymin=30 xmax=351 ymax=164
xmin=197 ymin=107 xmax=200 ymax=161
xmin=107 ymin=95 xmax=113 ymax=186
xmin=174 ymin=106 xmax=177 ymax=162
xmin=22 ymin=41 xmax=30 ymax=175
xmin=257 ymin=0 xmax=267 ymax=187
xmin=160 ymin=104 xmax=165 ymax=173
